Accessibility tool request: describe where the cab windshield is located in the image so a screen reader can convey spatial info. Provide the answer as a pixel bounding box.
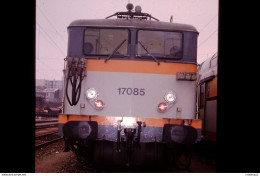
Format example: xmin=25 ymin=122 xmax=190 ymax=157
xmin=83 ymin=28 xmax=129 ymax=56
xmin=137 ymin=30 xmax=183 ymax=59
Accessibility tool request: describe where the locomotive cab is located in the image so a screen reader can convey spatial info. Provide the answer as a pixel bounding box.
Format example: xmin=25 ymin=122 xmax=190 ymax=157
xmin=58 ymin=3 xmax=202 ymax=169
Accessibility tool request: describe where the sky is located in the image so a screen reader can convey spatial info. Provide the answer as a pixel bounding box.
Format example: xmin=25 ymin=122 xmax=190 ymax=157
xmin=36 ymin=0 xmax=218 ymax=81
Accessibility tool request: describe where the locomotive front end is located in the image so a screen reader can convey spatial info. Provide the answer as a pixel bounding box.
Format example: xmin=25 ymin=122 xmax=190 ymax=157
xmin=58 ymin=4 xmax=201 ymax=169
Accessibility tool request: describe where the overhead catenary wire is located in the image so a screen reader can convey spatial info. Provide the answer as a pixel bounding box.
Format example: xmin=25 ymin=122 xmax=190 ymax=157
xmin=197 ymin=14 xmax=218 ymax=63
xmin=36 ymin=22 xmax=66 ymax=56
xmin=35 ymin=22 xmax=65 ymax=81
xmin=199 ymin=14 xmax=218 ymax=33
xmin=36 ymin=5 xmax=67 ymax=43
xmin=36 ymin=59 xmax=63 ymax=76
xmin=36 ymin=23 xmax=65 ymax=57
xmin=198 ymin=29 xmax=218 ymax=47
xmin=36 ymin=57 xmax=63 ymax=70
xmin=36 ymin=68 xmax=63 ymax=80
xmin=36 ymin=70 xmax=62 ymax=80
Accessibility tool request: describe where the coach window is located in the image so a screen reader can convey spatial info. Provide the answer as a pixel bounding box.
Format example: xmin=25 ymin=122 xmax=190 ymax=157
xmin=83 ymin=28 xmax=129 ymax=56
xmin=200 ymin=84 xmax=205 ymax=108
xmin=205 ymin=82 xmax=210 ymax=99
xmin=137 ymin=30 xmax=183 ymax=59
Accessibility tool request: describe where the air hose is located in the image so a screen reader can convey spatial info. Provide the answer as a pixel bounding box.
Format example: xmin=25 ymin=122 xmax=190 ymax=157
xmin=65 ymin=58 xmax=86 ymax=106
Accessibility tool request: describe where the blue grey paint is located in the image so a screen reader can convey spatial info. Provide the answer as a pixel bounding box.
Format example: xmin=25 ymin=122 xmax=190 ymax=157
xmin=98 ymin=125 xmax=163 ymax=142
xmin=59 ymin=123 xmax=201 ymax=142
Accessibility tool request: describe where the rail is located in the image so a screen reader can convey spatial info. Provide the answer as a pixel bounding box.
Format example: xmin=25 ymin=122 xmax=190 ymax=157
xmin=35 ymin=137 xmax=63 ymax=149
xmin=35 ymin=122 xmax=58 ymax=129
xmin=35 ymin=132 xmax=63 ymax=149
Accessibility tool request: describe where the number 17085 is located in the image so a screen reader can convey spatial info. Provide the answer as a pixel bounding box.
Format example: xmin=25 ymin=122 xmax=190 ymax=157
xmin=117 ymin=88 xmax=145 ymax=96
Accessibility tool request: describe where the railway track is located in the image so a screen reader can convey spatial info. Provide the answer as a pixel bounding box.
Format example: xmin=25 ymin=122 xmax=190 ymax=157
xmin=35 ymin=120 xmax=58 ymax=123
xmin=35 ymin=132 xmax=63 ymax=149
xmin=36 ymin=131 xmax=58 ymax=138
xmin=35 ymin=137 xmax=63 ymax=149
xmin=35 ymin=122 xmax=58 ymax=129
xmin=35 ymin=119 xmax=62 ymax=149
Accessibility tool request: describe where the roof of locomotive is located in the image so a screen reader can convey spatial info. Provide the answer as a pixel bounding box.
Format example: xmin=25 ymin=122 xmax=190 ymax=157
xmin=68 ymin=18 xmax=199 ymax=33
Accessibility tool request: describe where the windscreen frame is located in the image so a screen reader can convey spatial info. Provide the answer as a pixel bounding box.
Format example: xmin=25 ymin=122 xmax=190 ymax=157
xmin=82 ymin=27 xmax=131 ymax=57
xmin=136 ymin=29 xmax=184 ymax=60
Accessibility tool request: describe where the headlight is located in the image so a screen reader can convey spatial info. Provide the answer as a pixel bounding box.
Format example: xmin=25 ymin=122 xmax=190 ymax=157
xmin=86 ymin=88 xmax=97 ymax=100
xmin=164 ymin=91 xmax=177 ymax=103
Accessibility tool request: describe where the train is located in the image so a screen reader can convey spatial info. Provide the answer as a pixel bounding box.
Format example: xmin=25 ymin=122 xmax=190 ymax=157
xmin=35 ymin=96 xmax=62 ymax=118
xmin=36 ymin=107 xmax=61 ymax=118
xmin=196 ymin=53 xmax=217 ymax=161
xmin=58 ymin=3 xmax=202 ymax=169
xmin=197 ymin=52 xmax=217 ymax=142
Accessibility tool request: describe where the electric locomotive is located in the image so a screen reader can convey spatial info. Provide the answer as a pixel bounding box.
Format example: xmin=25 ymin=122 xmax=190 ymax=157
xmin=58 ymin=3 xmax=202 ymax=168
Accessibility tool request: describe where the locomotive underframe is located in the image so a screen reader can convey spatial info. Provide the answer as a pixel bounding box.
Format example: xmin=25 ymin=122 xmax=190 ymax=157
xmin=59 ymin=118 xmax=200 ymax=167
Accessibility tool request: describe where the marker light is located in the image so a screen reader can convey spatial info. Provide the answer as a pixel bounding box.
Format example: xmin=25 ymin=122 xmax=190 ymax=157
xmin=185 ymin=73 xmax=191 ymax=80
xmin=86 ymin=88 xmax=97 ymax=100
xmin=158 ymin=103 xmax=167 ymax=112
xmin=176 ymin=72 xmax=197 ymax=81
xmin=191 ymin=73 xmax=197 ymax=80
xmin=164 ymin=91 xmax=177 ymax=103
xmin=177 ymin=72 xmax=185 ymax=79
xmin=94 ymin=100 xmax=104 ymax=110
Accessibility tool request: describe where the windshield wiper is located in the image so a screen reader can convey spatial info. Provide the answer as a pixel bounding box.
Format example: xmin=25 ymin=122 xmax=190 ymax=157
xmin=105 ymin=39 xmax=127 ymax=63
xmin=138 ymin=41 xmax=160 ymax=65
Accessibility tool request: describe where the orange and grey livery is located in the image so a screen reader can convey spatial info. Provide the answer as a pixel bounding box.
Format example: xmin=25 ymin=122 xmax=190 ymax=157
xmin=58 ymin=3 xmax=202 ymax=168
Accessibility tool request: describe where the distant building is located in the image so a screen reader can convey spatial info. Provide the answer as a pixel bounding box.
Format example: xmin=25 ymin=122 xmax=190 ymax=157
xmin=36 ymin=79 xmax=63 ymax=89
xmin=35 ymin=87 xmax=45 ymax=97
xmin=43 ymin=88 xmax=60 ymax=101
xmin=36 ymin=79 xmax=63 ymax=107
xmin=45 ymin=80 xmax=63 ymax=89
xmin=36 ymin=79 xmax=46 ymax=87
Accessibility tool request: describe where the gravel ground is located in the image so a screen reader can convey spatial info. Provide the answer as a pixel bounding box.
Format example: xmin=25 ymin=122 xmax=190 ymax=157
xmin=35 ymin=140 xmax=90 ymax=173
xmin=35 ymin=140 xmax=65 ymax=166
